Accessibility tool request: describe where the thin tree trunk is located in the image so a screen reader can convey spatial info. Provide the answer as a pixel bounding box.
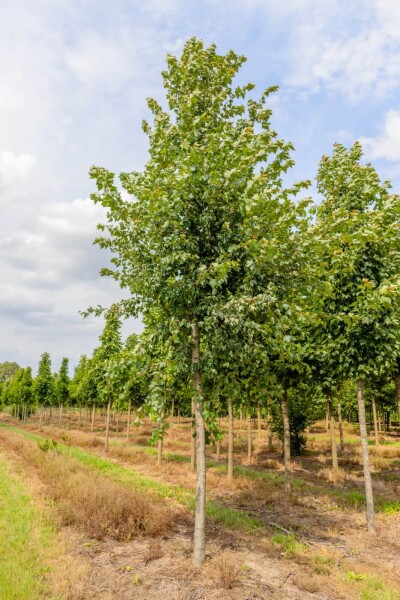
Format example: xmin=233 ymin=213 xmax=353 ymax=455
xmin=191 ymin=323 xmax=206 ymax=567
xmin=59 ymin=404 xmax=63 ymax=425
xmin=328 ymin=393 xmax=338 ymax=470
xmin=170 ymin=399 xmax=174 ymax=429
xmin=281 ymin=388 xmax=291 ymax=497
xmin=228 ymin=397 xmax=234 ymax=480
xmin=257 ymin=403 xmax=262 ymax=436
xmin=396 ymin=373 xmax=400 ymax=428
xmin=157 ymin=436 xmax=163 ymax=467
xmin=190 ymin=398 xmax=196 ymax=473
xmin=247 ymin=404 xmax=252 ymax=462
xmin=371 ymin=394 xmax=379 ymax=446
xmin=78 ymin=406 xmax=82 ymax=430
xmin=177 ymin=405 xmax=181 ymax=424
xmin=91 ymin=403 xmax=96 ymax=432
xmin=39 ymin=405 xmax=43 ymax=429
xmin=83 ymin=406 xmax=88 ymax=430
xmin=115 ymin=410 xmax=119 ymax=437
xmin=357 ymin=380 xmax=375 ymax=533
xmin=337 ymin=398 xmax=344 ymax=452
xmin=127 ymin=399 xmax=131 ymax=440
xmin=239 ymin=406 xmax=243 ymax=433
xmin=105 ymin=400 xmax=111 ymax=452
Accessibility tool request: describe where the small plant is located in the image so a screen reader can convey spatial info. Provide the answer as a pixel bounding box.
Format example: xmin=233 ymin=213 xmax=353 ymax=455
xmin=271 ymin=533 xmax=308 ymax=556
xmin=37 ymin=438 xmax=59 ymax=453
xmin=208 ymin=551 xmax=240 ymax=590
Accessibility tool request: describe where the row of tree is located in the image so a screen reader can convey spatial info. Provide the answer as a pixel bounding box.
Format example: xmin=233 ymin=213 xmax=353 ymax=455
xmin=1 ymin=38 xmax=400 ymax=566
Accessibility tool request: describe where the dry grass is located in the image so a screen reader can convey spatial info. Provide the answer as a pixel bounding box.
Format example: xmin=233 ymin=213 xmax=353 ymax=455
xmin=0 ymin=430 xmax=176 ymax=542
xmin=317 ymin=467 xmax=347 ymax=484
xmin=143 ymin=540 xmax=164 ymax=564
xmin=207 ymin=551 xmax=241 ymax=589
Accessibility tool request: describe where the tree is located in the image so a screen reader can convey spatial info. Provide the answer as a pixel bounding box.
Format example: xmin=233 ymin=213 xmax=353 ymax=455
xmin=33 ymin=353 xmax=54 ymax=408
xmin=55 ymin=357 xmax=70 ymax=409
xmin=312 ymin=142 xmax=400 ymax=531
xmin=90 ymin=38 xmax=309 ymax=565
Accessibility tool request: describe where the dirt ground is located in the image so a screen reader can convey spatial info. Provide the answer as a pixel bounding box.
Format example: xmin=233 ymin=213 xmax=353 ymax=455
xmin=1 ymin=414 xmax=400 ymax=599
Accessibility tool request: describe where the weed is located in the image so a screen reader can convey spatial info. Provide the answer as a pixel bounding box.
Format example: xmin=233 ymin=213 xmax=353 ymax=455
xmin=208 ymin=551 xmax=241 ymax=589
xmin=271 ymin=533 xmax=308 ymax=557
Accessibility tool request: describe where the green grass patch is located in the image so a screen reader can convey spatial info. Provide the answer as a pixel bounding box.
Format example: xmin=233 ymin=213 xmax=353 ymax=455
xmin=0 ymin=454 xmax=58 ymax=599
xmin=271 ymin=532 xmax=308 ymax=557
xmin=345 ymin=571 xmax=400 ymax=600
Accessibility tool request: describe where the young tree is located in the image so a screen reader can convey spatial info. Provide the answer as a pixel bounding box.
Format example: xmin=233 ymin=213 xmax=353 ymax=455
xmin=90 ymin=38 xmax=309 ymax=565
xmin=33 ymin=353 xmax=54 ymax=409
xmin=313 ymin=142 xmax=400 ymax=532
xmin=55 ymin=357 xmax=70 ymax=417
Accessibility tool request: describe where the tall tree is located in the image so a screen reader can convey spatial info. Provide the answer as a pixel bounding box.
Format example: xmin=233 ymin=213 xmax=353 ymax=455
xmin=313 ymin=142 xmax=400 ymax=532
xmin=90 ymin=38 xmax=308 ymax=565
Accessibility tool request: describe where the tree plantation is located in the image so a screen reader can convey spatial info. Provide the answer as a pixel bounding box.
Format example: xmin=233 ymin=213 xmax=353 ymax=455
xmin=2 ymin=39 xmax=400 ymax=599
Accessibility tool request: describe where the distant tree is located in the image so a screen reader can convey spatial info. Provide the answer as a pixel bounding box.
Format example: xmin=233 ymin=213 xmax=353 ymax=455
xmin=33 ymin=353 xmax=54 ymax=407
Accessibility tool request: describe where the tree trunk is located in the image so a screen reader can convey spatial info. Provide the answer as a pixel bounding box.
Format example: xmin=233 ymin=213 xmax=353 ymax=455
xmin=357 ymin=380 xmax=375 ymax=533
xmin=170 ymin=399 xmax=174 ymax=429
xmin=105 ymin=400 xmax=111 ymax=452
xmin=78 ymin=406 xmax=82 ymax=430
xmin=59 ymin=404 xmax=63 ymax=425
xmin=190 ymin=398 xmax=196 ymax=474
xmin=127 ymin=399 xmax=131 ymax=440
xmin=371 ymin=394 xmax=379 ymax=446
xmin=39 ymin=405 xmax=43 ymax=429
xmin=247 ymin=405 xmax=252 ymax=463
xmin=328 ymin=393 xmax=338 ymax=470
xmin=157 ymin=437 xmax=163 ymax=467
xmin=281 ymin=388 xmax=291 ymax=497
xmin=257 ymin=403 xmax=262 ymax=436
xmin=227 ymin=397 xmax=234 ymax=480
xmin=115 ymin=410 xmax=119 ymax=437
xmin=91 ymin=403 xmax=96 ymax=433
xmin=337 ymin=398 xmax=344 ymax=452
xmin=239 ymin=405 xmax=243 ymax=433
xmin=396 ymin=373 xmax=400 ymax=428
xmin=191 ymin=323 xmax=206 ymax=567
xmin=177 ymin=405 xmax=181 ymax=424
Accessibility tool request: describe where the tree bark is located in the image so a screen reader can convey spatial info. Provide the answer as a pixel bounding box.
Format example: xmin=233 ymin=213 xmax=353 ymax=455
xmin=357 ymin=380 xmax=375 ymax=533
xmin=127 ymin=399 xmax=131 ymax=440
xmin=227 ymin=397 xmax=234 ymax=480
xmin=190 ymin=398 xmax=196 ymax=473
xmin=247 ymin=405 xmax=252 ymax=463
xmin=327 ymin=393 xmax=338 ymax=470
xmin=371 ymin=394 xmax=379 ymax=446
xmin=337 ymin=398 xmax=344 ymax=452
xmin=91 ymin=403 xmax=96 ymax=433
xmin=396 ymin=373 xmax=400 ymax=428
xmin=191 ymin=323 xmax=206 ymax=567
xmin=281 ymin=388 xmax=291 ymax=497
xmin=105 ymin=400 xmax=111 ymax=452
xmin=157 ymin=437 xmax=163 ymax=467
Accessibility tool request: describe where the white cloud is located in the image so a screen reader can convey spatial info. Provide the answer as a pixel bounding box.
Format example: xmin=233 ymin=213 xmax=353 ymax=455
xmin=0 ymin=151 xmax=37 ymax=207
xmin=360 ymin=110 xmax=400 ymax=162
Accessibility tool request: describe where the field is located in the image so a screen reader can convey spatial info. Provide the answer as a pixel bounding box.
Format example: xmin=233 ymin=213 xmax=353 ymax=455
xmin=1 ymin=411 xmax=400 ymax=599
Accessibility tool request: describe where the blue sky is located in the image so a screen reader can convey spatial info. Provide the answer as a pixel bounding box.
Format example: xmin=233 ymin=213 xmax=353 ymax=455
xmin=1 ymin=0 xmax=400 ymax=372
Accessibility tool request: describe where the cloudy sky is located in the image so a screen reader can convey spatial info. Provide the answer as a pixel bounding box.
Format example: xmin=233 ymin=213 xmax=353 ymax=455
xmin=1 ymin=0 xmax=400 ymax=373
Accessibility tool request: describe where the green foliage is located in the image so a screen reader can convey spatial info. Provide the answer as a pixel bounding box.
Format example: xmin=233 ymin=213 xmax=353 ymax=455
xmin=33 ymin=353 xmax=54 ymax=407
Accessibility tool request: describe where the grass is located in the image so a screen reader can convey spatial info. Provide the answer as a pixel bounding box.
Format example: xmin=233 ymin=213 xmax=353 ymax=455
xmin=271 ymin=532 xmax=309 ymax=557
xmin=0 ymin=423 xmax=263 ymax=534
xmin=0 ymin=453 xmax=57 ymax=600
xmin=345 ymin=571 xmax=400 ymax=600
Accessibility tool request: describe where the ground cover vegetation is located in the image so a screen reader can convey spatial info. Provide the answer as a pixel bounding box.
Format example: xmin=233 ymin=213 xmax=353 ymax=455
xmin=1 ymin=37 xmax=400 ymax=598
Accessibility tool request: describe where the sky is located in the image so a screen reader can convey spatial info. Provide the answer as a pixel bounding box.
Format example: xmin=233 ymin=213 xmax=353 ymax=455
xmin=1 ymin=0 xmax=400 ymax=373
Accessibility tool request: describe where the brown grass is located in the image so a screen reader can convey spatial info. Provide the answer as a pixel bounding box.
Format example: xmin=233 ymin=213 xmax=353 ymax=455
xmin=0 ymin=429 xmax=176 ymax=541
xmin=208 ymin=551 xmax=241 ymax=589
